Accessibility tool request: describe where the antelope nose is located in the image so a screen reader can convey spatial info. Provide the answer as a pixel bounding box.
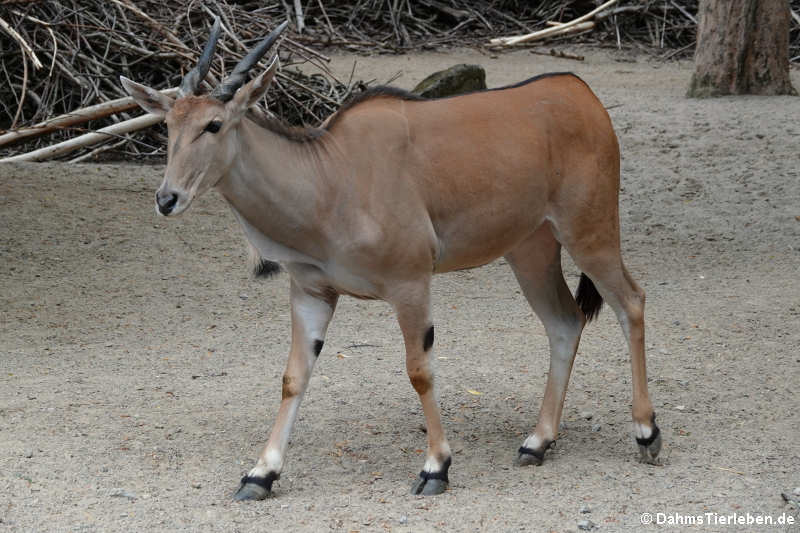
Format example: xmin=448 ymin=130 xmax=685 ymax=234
xmin=156 ymin=191 xmax=178 ymax=215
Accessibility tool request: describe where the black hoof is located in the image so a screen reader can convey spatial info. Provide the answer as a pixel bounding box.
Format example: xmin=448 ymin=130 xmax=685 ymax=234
xmin=636 ymin=415 xmax=662 ymax=465
xmin=233 ymin=473 xmax=277 ymax=501
xmin=410 ymin=457 xmax=451 ymax=496
xmin=516 ymin=441 xmax=552 ymax=467
xmin=411 ymin=477 xmax=448 ymax=495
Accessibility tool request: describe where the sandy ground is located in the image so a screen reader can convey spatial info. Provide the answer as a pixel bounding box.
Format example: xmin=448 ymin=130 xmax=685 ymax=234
xmin=1 ymin=48 xmax=799 ymax=533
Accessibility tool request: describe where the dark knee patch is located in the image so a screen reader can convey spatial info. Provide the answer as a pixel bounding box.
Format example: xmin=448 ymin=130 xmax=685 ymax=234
xmin=313 ymin=339 xmax=324 ymax=357
xmin=282 ymin=375 xmax=300 ymax=399
xmin=423 ymin=325 xmax=434 ymax=352
xmin=409 ymin=373 xmax=431 ymax=395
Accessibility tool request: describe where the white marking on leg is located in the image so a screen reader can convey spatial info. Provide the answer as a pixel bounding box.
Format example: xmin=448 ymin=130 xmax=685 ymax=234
xmin=293 ymin=290 xmax=334 ymax=344
xmin=248 ymin=464 xmax=272 ymax=478
xmin=523 ymin=434 xmax=544 ymax=450
xmin=423 ymin=456 xmax=442 ymax=472
xmin=634 ymin=421 xmax=652 ymax=440
xmin=264 ymin=448 xmax=283 ymax=472
xmin=422 ymin=442 xmax=451 ymax=473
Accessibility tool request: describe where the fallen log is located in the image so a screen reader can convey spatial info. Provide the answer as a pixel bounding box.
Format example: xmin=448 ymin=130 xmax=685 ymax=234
xmin=489 ymin=0 xmax=617 ymax=46
xmin=0 ymin=88 xmax=178 ymax=149
xmin=530 ymin=48 xmax=586 ymax=61
xmin=0 ymin=113 xmax=162 ymax=163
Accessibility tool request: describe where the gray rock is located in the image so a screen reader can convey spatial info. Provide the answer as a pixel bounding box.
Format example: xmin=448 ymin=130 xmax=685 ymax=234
xmin=412 ymin=64 xmax=486 ymax=99
xmin=581 ymin=411 xmax=593 ymax=420
xmin=577 ymin=519 xmax=596 ymax=530
xmin=592 ymin=424 xmax=602 ymax=432
xmin=783 ymin=490 xmax=800 ymax=505
xmin=109 ymin=489 xmax=137 ymax=500
xmin=580 ymin=504 xmax=591 ymax=514
xmin=398 ymin=515 xmax=408 ymax=525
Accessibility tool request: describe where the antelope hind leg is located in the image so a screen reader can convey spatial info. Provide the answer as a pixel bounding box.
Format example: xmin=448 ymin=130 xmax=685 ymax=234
xmin=505 ymin=226 xmax=585 ymax=468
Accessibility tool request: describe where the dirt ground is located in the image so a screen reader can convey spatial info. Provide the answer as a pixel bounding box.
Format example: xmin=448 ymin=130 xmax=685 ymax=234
xmin=1 ymin=48 xmax=799 ymax=533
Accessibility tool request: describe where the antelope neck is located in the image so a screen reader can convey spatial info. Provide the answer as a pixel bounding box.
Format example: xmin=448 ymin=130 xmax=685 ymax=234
xmin=215 ymin=117 xmax=335 ymax=263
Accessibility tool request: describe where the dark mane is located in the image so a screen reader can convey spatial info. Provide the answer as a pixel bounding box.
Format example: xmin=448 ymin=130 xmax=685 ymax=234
xmin=324 ymin=86 xmax=425 ymax=132
xmin=485 ymin=71 xmax=580 ymax=92
xmin=245 ymin=109 xmax=325 ymax=143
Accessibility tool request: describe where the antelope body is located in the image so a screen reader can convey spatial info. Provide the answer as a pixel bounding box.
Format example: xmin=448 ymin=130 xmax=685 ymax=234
xmin=121 ymin=20 xmax=662 ymax=500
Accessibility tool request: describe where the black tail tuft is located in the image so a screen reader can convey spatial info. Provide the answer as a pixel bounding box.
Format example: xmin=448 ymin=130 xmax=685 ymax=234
xmin=575 ymin=273 xmax=603 ymax=322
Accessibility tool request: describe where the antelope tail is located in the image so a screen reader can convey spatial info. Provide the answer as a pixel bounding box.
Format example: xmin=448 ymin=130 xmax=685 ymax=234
xmin=575 ymin=273 xmax=603 ymax=322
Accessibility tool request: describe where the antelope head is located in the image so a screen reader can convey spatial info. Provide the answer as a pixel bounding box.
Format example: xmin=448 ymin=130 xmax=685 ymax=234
xmin=120 ymin=19 xmax=288 ymax=216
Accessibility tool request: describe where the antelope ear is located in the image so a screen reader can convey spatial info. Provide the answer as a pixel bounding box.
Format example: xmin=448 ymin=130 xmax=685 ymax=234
xmin=227 ymin=56 xmax=278 ymax=119
xmin=120 ymin=76 xmax=174 ymax=117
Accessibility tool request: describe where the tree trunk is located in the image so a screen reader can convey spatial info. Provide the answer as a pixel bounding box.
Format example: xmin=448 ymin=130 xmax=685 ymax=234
xmin=688 ymin=0 xmax=797 ymax=97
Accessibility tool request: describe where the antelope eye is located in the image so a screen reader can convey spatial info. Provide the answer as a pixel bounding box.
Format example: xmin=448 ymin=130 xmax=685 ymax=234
xmin=204 ymin=120 xmax=222 ymax=134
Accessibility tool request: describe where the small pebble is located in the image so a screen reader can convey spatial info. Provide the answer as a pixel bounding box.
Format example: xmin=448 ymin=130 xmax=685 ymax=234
xmin=592 ymin=424 xmax=602 ymax=432
xmin=191 ymin=482 xmax=201 ymax=489
xmin=580 ymin=504 xmax=591 ymax=514
xmin=24 ymin=450 xmax=33 ymax=459
xmin=398 ymin=515 xmax=408 ymax=525
xmin=110 ymin=489 xmax=137 ymax=500
xmin=675 ymin=405 xmax=685 ymax=411
xmin=794 ymin=487 xmax=800 ymax=496
xmin=577 ymin=519 xmax=596 ymax=530
xmin=239 ymin=293 xmax=248 ymax=300
xmin=581 ymin=411 xmax=593 ymax=420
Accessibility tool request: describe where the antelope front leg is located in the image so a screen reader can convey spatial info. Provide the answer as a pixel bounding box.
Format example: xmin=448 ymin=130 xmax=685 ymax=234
xmin=392 ymin=281 xmax=452 ymax=496
xmin=234 ymin=280 xmax=337 ymax=501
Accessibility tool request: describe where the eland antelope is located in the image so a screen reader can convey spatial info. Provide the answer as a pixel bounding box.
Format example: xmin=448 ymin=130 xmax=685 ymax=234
xmin=121 ymin=19 xmax=661 ymax=500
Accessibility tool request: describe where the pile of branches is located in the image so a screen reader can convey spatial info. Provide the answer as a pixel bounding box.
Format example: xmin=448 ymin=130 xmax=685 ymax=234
xmin=0 ymin=0 xmax=353 ymax=161
xmin=292 ymin=0 xmax=700 ymax=53
xmin=295 ymin=0 xmax=800 ymax=59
